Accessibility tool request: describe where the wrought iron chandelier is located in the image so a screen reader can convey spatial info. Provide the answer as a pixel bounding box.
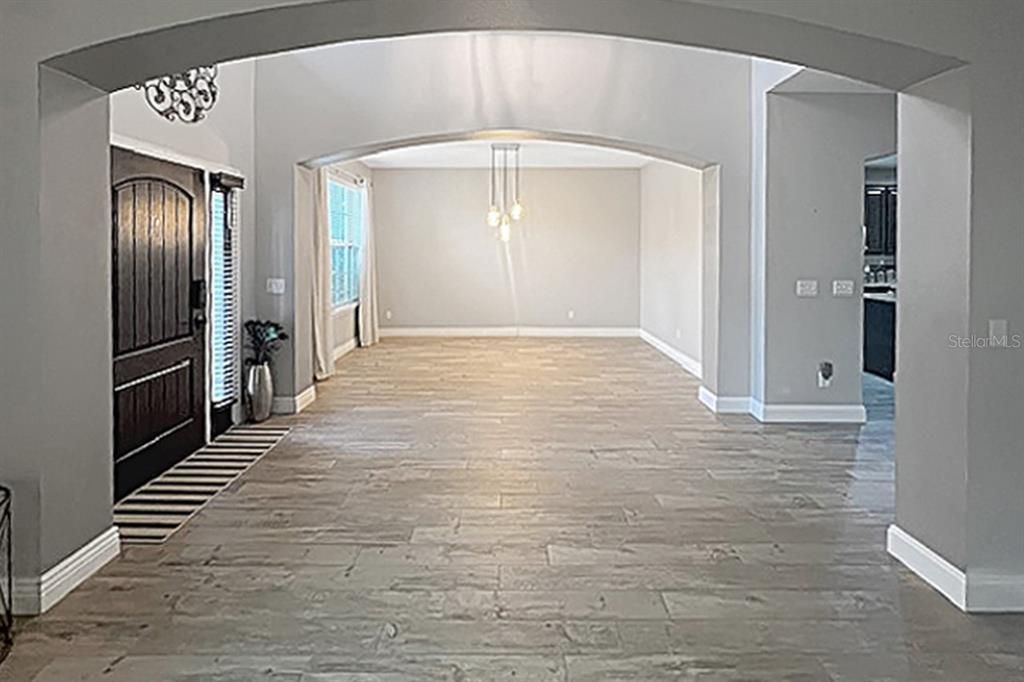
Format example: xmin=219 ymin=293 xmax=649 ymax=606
xmin=136 ymin=65 xmax=219 ymax=124
xmin=486 ymin=143 xmax=524 ymax=242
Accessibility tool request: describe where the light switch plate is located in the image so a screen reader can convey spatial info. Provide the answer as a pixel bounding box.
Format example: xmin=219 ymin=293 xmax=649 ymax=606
xmin=989 ymin=319 xmax=1008 ymax=346
xmin=796 ymin=279 xmax=819 ymax=298
xmin=832 ymin=279 xmax=855 ymax=297
xmin=266 ymin=278 xmax=286 ymax=295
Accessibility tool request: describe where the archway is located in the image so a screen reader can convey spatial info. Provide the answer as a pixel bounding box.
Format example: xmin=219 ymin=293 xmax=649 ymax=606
xmin=4 ymin=1 xmax=994 ymax=617
xmin=292 ymin=127 xmax=717 ymax=395
xmin=245 ymin=33 xmax=753 ymax=402
xmin=44 ymin=0 xmax=961 ymax=92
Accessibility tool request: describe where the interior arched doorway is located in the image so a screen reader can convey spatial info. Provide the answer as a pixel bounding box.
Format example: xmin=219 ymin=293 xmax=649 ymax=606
xmin=6 ymin=0 xmax=986 ymax=617
xmin=244 ymin=33 xmax=754 ymax=404
xmin=287 ymin=127 xmax=718 ymax=399
xmin=44 ymin=0 xmax=961 ymax=92
xmin=310 ymin=130 xmax=712 ymax=173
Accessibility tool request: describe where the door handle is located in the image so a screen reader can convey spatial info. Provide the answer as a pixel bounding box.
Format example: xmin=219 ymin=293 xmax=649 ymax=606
xmin=190 ymin=279 xmax=207 ymax=309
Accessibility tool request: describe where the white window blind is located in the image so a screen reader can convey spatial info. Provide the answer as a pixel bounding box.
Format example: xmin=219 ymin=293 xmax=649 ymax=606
xmin=328 ymin=179 xmax=365 ymax=307
xmin=210 ymin=174 xmax=242 ymax=406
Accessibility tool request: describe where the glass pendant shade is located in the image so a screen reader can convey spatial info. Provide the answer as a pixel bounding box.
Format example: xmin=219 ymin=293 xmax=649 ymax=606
xmin=487 ymin=143 xmax=523 ymax=239
xmin=487 ymin=206 xmax=501 ymax=227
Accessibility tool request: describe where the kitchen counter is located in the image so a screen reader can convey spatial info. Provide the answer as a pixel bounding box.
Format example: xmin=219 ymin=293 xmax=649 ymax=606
xmin=864 ymin=291 xmax=897 ymax=304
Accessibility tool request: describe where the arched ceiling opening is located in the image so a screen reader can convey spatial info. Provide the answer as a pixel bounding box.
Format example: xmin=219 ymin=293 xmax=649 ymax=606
xmin=44 ymin=0 xmax=963 ymax=93
xmin=252 ymin=32 xmax=750 ymax=177
xmin=358 ymin=138 xmax=658 ymax=170
xmin=310 ymin=130 xmax=712 ymax=172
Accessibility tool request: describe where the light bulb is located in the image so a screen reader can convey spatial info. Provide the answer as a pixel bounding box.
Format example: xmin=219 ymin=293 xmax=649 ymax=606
xmin=510 ymin=201 xmax=524 ymax=221
xmin=486 ymin=206 xmax=501 ymax=227
xmin=499 ymin=214 xmax=511 ymax=242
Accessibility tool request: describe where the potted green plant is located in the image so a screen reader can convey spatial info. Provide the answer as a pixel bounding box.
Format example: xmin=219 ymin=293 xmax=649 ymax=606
xmin=243 ymin=319 xmax=289 ymax=422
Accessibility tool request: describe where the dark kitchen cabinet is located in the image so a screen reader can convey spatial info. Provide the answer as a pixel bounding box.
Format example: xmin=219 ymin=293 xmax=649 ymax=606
xmin=864 ymin=185 xmax=897 ymax=256
xmin=864 ymin=297 xmax=896 ymax=380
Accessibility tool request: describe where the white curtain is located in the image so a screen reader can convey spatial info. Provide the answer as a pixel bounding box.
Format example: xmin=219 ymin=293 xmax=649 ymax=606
xmin=311 ymin=167 xmax=335 ymax=380
xmin=358 ymin=179 xmax=380 ymax=346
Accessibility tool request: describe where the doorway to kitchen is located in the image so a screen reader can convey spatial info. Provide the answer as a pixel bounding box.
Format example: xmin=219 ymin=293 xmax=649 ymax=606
xmin=862 ymin=153 xmax=897 ymax=422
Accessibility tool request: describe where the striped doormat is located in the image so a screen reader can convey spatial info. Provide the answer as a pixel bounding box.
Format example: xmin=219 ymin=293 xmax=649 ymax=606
xmin=114 ymin=425 xmax=290 ymax=544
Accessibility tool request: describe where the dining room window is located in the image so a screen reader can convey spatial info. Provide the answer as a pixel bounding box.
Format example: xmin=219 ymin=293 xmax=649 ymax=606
xmin=328 ymin=178 xmax=364 ymax=307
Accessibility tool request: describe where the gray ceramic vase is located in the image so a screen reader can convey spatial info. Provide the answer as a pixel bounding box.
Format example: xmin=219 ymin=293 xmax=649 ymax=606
xmin=246 ymin=363 xmax=274 ymax=422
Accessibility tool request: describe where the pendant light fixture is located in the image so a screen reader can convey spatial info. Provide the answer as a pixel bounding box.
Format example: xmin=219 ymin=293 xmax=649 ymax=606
xmin=487 ymin=143 xmax=524 ymax=241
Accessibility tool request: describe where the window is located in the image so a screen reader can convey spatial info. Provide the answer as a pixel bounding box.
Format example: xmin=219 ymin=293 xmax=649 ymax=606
xmin=328 ymin=178 xmax=365 ymax=307
xmin=210 ymin=174 xmax=243 ymax=410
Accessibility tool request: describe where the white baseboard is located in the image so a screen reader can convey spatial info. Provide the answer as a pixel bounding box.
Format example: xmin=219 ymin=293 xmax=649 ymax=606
xmin=381 ymin=327 xmax=518 ymax=337
xmin=13 ymin=582 xmax=39 ymax=615
xmin=272 ymin=384 xmax=317 ymax=415
xmin=888 ymin=524 xmax=1024 ymax=612
xmin=698 ymin=386 xmax=751 ymax=414
xmin=750 ymin=399 xmax=866 ymax=424
xmin=380 ymin=326 xmax=640 ymax=338
xmin=14 ymin=526 xmax=120 ymax=615
xmin=967 ymin=572 xmax=1024 ymax=613
xmin=518 ymin=327 xmax=640 ymax=338
xmin=887 ymin=524 xmax=966 ymax=610
xmin=332 ymin=337 xmax=358 ymax=363
xmin=639 ymin=330 xmax=702 ymax=379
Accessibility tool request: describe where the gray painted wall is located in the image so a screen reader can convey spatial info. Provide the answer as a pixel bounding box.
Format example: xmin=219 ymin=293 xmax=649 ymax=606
xmin=964 ymin=52 xmax=1024 ymax=581
xmin=763 ymin=91 xmax=895 ymax=407
xmin=896 ymin=68 xmax=970 ymax=569
xmin=639 ymin=161 xmax=703 ymax=364
xmin=36 ymin=68 xmax=114 ymax=572
xmin=373 ymin=168 xmax=640 ymax=329
xmin=109 ymin=62 xmax=255 ymax=170
xmin=291 ymin=166 xmax=316 ymax=394
xmin=109 ymin=62 xmax=258 ymax=326
xmin=700 ymin=166 xmax=722 ymax=396
xmin=750 ymin=59 xmax=804 ymax=404
xmin=332 ymin=306 xmax=358 ymax=350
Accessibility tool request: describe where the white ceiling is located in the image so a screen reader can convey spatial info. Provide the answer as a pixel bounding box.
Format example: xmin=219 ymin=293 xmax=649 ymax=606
xmin=772 ymin=68 xmax=891 ymax=95
xmin=359 ymin=140 xmax=654 ymax=169
xmin=865 ymin=154 xmax=897 ymax=170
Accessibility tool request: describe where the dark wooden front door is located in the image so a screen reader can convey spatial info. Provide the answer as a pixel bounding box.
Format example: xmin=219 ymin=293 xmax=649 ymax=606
xmin=112 ymin=147 xmax=207 ymax=500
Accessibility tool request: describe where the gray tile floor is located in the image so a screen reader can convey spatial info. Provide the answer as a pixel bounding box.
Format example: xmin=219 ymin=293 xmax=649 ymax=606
xmin=4 ymin=338 xmax=1023 ymax=681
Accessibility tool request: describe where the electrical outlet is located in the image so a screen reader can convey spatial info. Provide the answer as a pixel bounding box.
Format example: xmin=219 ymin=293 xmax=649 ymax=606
xmin=832 ymin=279 xmax=855 ymax=297
xmin=385 ymin=310 xmax=393 ymax=320
xmin=818 ymin=361 xmax=834 ymax=388
xmin=675 ymin=328 xmax=681 ymax=340
xmin=266 ymin=278 xmax=286 ymax=295
xmin=796 ymin=279 xmax=819 ymax=298
xmin=567 ymin=309 xmax=575 ymax=320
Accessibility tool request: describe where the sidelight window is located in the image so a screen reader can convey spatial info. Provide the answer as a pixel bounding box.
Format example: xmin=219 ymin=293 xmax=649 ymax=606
xmin=210 ymin=174 xmax=243 ymax=407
